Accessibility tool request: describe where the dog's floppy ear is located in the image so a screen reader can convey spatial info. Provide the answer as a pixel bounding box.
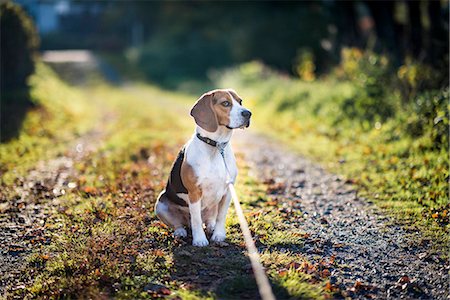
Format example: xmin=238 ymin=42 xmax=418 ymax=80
xmin=190 ymin=92 xmax=218 ymax=132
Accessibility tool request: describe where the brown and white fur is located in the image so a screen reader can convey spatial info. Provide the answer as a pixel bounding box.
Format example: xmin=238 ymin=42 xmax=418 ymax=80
xmin=154 ymin=89 xmax=251 ymax=246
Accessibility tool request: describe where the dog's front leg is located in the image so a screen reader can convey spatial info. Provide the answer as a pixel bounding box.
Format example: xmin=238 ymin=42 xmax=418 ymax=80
xmin=189 ymin=201 xmax=209 ymax=246
xmin=211 ymin=191 xmax=231 ymax=242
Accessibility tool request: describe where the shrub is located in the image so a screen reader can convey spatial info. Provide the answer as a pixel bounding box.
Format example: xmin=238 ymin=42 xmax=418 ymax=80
xmin=0 ymin=2 xmax=40 ymax=142
xmin=404 ymin=88 xmax=449 ymax=149
xmin=339 ymin=48 xmax=396 ymax=123
xmin=397 ymin=60 xmax=442 ymax=104
xmin=294 ymin=48 xmax=316 ymax=82
xmin=0 ymin=2 xmax=39 ymax=91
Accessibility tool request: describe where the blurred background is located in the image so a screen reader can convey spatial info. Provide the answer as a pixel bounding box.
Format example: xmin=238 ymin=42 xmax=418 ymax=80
xmin=4 ymin=0 xmax=449 ymax=87
xmin=3 ymin=0 xmax=449 ymax=135
xmin=1 ymin=1 xmax=449 ymax=159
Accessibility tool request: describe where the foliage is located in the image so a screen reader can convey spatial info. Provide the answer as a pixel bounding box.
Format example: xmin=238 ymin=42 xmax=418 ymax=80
xmin=215 ymin=59 xmax=449 ymax=254
xmin=294 ymin=48 xmax=316 ymax=82
xmin=403 ymin=88 xmax=449 ymax=147
xmin=397 ymin=59 xmax=445 ymax=103
xmin=338 ymin=48 xmax=395 ymax=123
xmin=0 ymin=2 xmax=40 ymax=142
xmin=0 ymin=1 xmax=39 ymax=91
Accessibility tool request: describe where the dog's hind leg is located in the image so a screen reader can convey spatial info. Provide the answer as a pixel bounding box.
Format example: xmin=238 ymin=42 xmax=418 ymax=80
xmin=155 ymin=191 xmax=188 ymax=237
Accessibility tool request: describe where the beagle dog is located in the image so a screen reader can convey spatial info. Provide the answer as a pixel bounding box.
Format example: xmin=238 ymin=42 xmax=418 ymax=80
xmin=154 ymin=89 xmax=251 ymax=246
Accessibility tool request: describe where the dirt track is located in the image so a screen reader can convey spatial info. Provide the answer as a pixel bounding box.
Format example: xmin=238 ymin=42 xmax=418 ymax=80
xmin=0 ymin=112 xmax=111 ymax=297
xmin=233 ymin=131 xmax=449 ymax=299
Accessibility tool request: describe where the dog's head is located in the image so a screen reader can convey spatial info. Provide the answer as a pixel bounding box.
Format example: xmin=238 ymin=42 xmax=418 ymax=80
xmin=190 ymin=89 xmax=251 ymax=132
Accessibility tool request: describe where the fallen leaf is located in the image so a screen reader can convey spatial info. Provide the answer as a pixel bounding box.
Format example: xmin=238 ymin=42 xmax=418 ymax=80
xmin=247 ymin=211 xmax=261 ymax=217
xmin=158 ymin=287 xmax=171 ymax=295
xmin=266 ymin=200 xmax=278 ymax=206
xmin=321 ymin=269 xmax=331 ymax=278
xmin=329 ymin=254 xmax=336 ymax=264
xmin=153 ymin=221 xmax=168 ymax=229
xmin=278 ymin=268 xmax=288 ymax=276
xmin=287 ymin=262 xmax=300 ymax=269
xmin=324 ymin=282 xmax=333 ymax=292
xmin=351 ymin=280 xmax=377 ymax=293
xmin=83 ymin=186 xmax=97 ymax=194
xmin=292 ymin=232 xmax=310 ymax=238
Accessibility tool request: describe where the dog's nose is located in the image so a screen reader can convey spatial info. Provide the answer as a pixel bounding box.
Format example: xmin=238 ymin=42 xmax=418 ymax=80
xmin=241 ymin=110 xmax=252 ymax=118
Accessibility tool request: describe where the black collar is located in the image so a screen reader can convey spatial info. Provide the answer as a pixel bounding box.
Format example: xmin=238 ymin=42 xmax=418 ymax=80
xmin=196 ymin=133 xmax=228 ymax=148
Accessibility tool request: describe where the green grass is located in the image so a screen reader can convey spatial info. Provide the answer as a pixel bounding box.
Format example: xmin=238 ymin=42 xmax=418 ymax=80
xmin=3 ymin=66 xmax=329 ymax=299
xmin=0 ymin=63 xmax=99 ymax=185
xmin=216 ymin=61 xmax=449 ymax=257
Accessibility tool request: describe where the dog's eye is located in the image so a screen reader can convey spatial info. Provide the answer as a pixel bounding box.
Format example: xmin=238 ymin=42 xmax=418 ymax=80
xmin=221 ymin=101 xmax=231 ymax=107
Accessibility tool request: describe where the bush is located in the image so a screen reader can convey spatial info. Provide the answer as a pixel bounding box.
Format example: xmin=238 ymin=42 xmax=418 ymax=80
xmin=397 ymin=60 xmax=443 ymax=104
xmin=0 ymin=2 xmax=39 ymax=91
xmin=1 ymin=2 xmax=40 ymax=142
xmin=404 ymin=88 xmax=449 ymax=148
xmin=338 ymin=48 xmax=396 ymax=123
xmin=294 ymin=49 xmax=316 ymax=82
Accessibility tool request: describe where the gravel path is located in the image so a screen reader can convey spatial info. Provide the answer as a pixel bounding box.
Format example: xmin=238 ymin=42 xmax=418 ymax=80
xmin=0 ymin=156 xmax=76 ymax=296
xmin=0 ymin=55 xmax=117 ymax=298
xmin=0 ymin=116 xmax=112 ymax=299
xmin=233 ymin=131 xmax=449 ymax=299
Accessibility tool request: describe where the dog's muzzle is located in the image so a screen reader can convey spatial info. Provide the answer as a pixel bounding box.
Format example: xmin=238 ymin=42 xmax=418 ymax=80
xmin=226 ymin=109 xmax=252 ymax=130
xmin=242 ymin=109 xmax=252 ymax=128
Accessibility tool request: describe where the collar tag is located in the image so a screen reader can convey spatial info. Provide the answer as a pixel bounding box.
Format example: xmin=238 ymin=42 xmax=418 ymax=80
xmin=217 ymin=142 xmax=227 ymax=153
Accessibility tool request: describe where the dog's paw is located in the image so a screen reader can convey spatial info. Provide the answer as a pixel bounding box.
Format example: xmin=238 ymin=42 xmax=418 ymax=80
xmin=211 ymin=231 xmax=226 ymax=242
xmin=192 ymin=236 xmax=209 ymax=247
xmin=206 ymin=222 xmax=216 ymax=235
xmin=174 ymin=228 xmax=187 ymax=238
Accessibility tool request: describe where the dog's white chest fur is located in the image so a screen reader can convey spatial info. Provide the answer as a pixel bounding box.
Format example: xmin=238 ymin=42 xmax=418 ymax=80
xmin=196 ymin=154 xmax=228 ymax=209
xmin=185 ymin=137 xmax=237 ymax=210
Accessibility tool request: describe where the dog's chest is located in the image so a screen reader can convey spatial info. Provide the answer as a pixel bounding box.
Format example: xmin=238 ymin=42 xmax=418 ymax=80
xmin=197 ymin=156 xmax=228 ymax=208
